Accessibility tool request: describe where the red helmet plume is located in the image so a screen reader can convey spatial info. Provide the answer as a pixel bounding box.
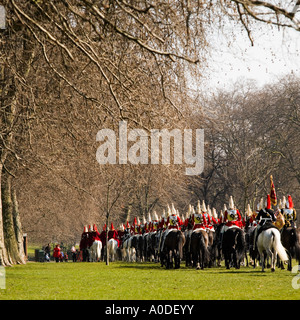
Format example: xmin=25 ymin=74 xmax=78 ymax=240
xmin=266 ymin=194 xmax=271 ymax=210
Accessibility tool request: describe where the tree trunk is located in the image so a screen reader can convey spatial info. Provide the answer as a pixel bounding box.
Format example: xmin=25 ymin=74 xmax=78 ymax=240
xmin=12 ymin=185 xmax=26 ymax=264
xmin=2 ymin=172 xmax=24 ymax=264
xmin=0 ymin=164 xmax=10 ymax=266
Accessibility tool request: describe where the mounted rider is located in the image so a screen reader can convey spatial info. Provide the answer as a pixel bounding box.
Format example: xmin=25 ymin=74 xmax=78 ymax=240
xmin=253 ymin=194 xmax=277 ymax=250
xmin=247 ymin=202 xmax=259 ymax=227
xmin=151 ymin=211 xmax=159 ymax=233
xmin=89 ymin=224 xmax=101 ymax=246
xmin=281 ymin=195 xmax=297 ymax=228
xmin=159 ymin=210 xmax=167 ymax=232
xmin=131 ymin=217 xmax=139 ymax=235
xmin=201 ymin=201 xmax=211 ymax=228
xmin=191 ymin=201 xmax=207 ymax=231
xmin=159 ymin=203 xmax=183 ymax=253
xmin=207 ymin=206 xmax=218 ymax=232
xmin=219 ymin=196 xmax=242 ymax=248
xmin=108 ymin=222 xmax=120 ymax=247
xmin=79 ymin=225 xmax=89 ymax=261
xmin=117 ymin=224 xmax=125 ymax=247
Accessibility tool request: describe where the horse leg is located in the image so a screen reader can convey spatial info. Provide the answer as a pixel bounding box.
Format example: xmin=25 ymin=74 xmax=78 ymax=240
xmin=259 ymin=250 xmax=265 ymax=272
xmin=268 ymin=248 xmax=275 ymax=272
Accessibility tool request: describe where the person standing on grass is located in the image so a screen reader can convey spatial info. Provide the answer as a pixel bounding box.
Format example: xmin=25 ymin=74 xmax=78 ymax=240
xmin=53 ymin=244 xmax=61 ymax=263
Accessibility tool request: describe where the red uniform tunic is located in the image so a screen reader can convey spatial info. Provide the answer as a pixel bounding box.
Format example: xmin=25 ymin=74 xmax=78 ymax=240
xmin=166 ymin=214 xmax=183 ymax=230
xmin=191 ymin=212 xmax=207 ymax=230
xmin=224 ymin=209 xmax=242 ymax=227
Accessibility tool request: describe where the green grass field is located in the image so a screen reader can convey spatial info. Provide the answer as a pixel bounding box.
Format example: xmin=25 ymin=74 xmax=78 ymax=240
xmin=0 ymin=260 xmax=299 ymax=300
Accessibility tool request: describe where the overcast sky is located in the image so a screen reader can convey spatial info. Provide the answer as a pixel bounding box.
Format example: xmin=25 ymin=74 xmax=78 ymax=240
xmin=202 ymin=24 xmax=300 ymax=91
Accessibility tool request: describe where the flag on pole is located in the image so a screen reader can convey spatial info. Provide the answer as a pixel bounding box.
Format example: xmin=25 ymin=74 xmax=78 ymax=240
xmin=270 ymin=175 xmax=277 ymax=206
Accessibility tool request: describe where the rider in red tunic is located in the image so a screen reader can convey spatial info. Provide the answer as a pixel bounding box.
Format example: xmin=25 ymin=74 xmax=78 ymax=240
xmin=160 ymin=203 xmax=183 ymax=253
xmin=79 ymin=225 xmax=89 ymax=251
xmin=108 ymin=222 xmax=120 ymax=246
xmin=219 ymin=196 xmax=242 ymax=248
xmin=223 ymin=196 xmax=242 ymax=228
xmin=191 ymin=201 xmax=207 ymax=231
xmin=166 ymin=204 xmax=183 ymax=230
xmin=117 ymin=224 xmax=125 ymax=246
xmin=89 ymin=224 xmax=101 ymax=245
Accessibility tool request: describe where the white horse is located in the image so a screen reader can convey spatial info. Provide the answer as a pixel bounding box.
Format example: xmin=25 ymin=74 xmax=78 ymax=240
xmin=122 ymin=236 xmax=136 ymax=262
xmin=257 ymin=228 xmax=288 ymax=272
xmin=90 ymin=240 xmax=102 ymax=262
xmin=107 ymin=238 xmax=118 ymax=262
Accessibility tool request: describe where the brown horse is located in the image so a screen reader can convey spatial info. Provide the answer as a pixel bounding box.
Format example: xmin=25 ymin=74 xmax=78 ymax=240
xmin=281 ymin=226 xmax=300 ymax=271
xmin=190 ymin=229 xmax=210 ymax=270
xmin=161 ymin=230 xmax=185 ymax=269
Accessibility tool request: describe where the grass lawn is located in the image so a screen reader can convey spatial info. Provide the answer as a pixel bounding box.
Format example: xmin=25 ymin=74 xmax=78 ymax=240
xmin=0 ymin=260 xmax=299 ymax=300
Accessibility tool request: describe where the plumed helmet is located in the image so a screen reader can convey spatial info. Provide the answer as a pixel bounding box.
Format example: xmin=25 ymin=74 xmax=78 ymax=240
xmin=282 ymin=196 xmax=287 ymax=208
xmin=246 ymin=204 xmax=252 ymax=217
xmin=212 ymin=208 xmax=218 ymax=219
xmin=207 ymin=205 xmax=212 ymax=216
xmin=197 ymin=200 xmax=201 ymax=214
xmin=288 ymin=195 xmax=293 ymax=209
xmin=148 ymin=212 xmax=152 ymax=222
xmin=152 ymin=211 xmax=159 ymax=221
xmin=256 ymin=198 xmax=263 ymax=211
xmin=202 ymin=200 xmax=207 ymax=213
xmin=93 ymin=224 xmax=98 ymax=232
xmin=265 ymin=194 xmax=271 ymax=210
xmin=228 ymin=196 xmax=234 ymax=210
xmin=110 ymin=222 xmax=115 ymax=230
xmin=167 ymin=204 xmax=172 ymax=216
xmin=171 ymin=203 xmax=176 ymax=215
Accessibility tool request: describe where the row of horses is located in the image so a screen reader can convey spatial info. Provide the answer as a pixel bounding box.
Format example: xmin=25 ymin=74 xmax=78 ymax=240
xmin=87 ymin=222 xmax=300 ymax=272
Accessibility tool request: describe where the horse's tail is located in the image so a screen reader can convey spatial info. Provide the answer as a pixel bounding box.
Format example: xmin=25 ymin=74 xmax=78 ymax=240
xmin=272 ymin=229 xmax=289 ymax=262
xmin=236 ymin=229 xmax=245 ymax=261
xmin=199 ymin=232 xmax=210 ymax=265
xmin=177 ymin=231 xmax=185 ymax=259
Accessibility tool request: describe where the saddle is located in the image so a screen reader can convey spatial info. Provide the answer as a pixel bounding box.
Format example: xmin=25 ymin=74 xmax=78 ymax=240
xmin=257 ymin=221 xmax=279 ymax=238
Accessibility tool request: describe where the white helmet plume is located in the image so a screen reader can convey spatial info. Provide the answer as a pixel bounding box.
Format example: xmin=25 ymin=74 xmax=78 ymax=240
xmin=202 ymin=200 xmax=207 ymax=213
xmin=212 ymin=208 xmax=218 ymax=219
xmin=229 ymin=196 xmax=234 ymax=210
xmin=246 ymin=204 xmax=252 ymax=217
xmin=171 ymin=203 xmax=176 ymax=215
xmin=197 ymin=200 xmax=201 ymax=213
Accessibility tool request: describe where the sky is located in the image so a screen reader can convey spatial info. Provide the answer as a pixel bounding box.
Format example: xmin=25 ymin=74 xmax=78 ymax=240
xmin=202 ymin=24 xmax=300 ymax=91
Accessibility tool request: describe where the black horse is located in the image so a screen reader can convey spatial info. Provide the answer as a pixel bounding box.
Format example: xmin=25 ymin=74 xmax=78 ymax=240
xmin=161 ymin=230 xmax=185 ymax=269
xmin=210 ymin=223 xmax=223 ymax=267
xmin=190 ymin=229 xmax=210 ymax=270
xmin=280 ymin=226 xmax=300 ymax=271
xmin=245 ymin=223 xmax=259 ymax=267
xmin=222 ymin=227 xmax=245 ymax=269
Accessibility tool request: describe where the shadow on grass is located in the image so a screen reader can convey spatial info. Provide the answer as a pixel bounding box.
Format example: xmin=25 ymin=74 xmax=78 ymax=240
xmin=117 ymin=263 xmax=277 ymax=275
